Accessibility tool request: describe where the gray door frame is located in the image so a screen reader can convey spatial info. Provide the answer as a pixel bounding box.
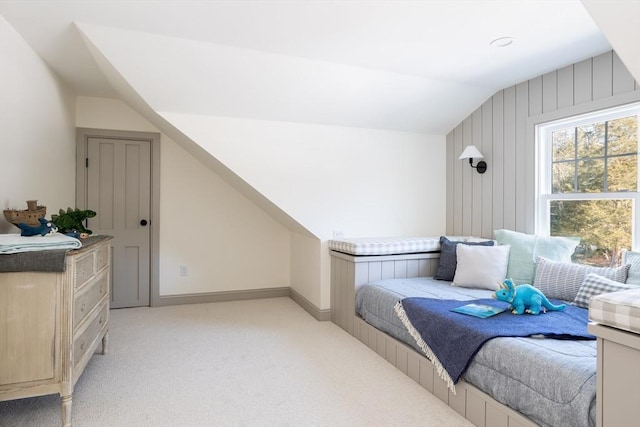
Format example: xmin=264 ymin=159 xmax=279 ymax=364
xmin=76 ymin=127 xmax=161 ymax=307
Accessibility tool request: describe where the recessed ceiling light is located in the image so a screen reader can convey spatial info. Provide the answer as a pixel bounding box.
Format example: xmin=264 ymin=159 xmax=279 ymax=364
xmin=490 ymin=37 xmax=514 ymax=48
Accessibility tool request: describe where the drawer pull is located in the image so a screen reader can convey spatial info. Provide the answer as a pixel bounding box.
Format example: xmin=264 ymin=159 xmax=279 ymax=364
xmin=80 ymin=302 xmax=86 ymax=313
xmin=80 ymin=341 xmax=85 ymax=351
xmin=99 ymin=316 xmax=104 ymax=325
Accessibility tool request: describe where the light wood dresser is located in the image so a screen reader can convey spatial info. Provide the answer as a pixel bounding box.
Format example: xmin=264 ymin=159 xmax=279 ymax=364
xmin=0 ymin=235 xmax=112 ymax=427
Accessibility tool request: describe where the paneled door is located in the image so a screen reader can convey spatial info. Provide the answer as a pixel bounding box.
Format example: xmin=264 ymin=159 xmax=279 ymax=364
xmin=85 ymin=137 xmax=151 ymax=308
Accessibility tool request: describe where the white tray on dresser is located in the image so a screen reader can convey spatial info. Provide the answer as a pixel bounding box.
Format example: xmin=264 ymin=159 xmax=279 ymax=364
xmin=0 ymin=235 xmax=112 ymax=427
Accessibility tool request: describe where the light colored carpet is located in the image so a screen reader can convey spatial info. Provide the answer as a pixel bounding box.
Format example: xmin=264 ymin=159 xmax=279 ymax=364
xmin=0 ymin=297 xmax=472 ymax=427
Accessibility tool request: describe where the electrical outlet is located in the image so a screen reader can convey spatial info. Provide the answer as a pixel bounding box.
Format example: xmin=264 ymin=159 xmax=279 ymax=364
xmin=333 ymin=230 xmax=344 ymax=239
xmin=179 ymin=265 xmax=188 ymax=276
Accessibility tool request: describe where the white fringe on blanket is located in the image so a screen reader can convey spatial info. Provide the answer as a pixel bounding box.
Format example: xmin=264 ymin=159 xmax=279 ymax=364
xmin=394 ymin=300 xmax=457 ymax=394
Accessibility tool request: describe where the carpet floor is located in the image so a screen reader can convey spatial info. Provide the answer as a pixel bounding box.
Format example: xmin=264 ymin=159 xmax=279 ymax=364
xmin=0 ymin=297 xmax=472 ymax=427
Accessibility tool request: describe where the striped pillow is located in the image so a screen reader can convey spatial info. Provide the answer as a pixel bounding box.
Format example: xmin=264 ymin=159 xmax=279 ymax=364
xmin=573 ymin=273 xmax=635 ymax=308
xmin=533 ymin=257 xmax=630 ymax=302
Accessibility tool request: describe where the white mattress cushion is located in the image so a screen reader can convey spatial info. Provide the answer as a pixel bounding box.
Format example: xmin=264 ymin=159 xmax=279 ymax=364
xmin=589 ymin=288 xmax=640 ymax=334
xmin=328 ymin=236 xmax=441 ymax=256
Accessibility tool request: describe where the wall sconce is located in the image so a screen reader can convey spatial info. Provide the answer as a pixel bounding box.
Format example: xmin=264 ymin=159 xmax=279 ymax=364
xmin=459 ymin=145 xmax=487 ymax=174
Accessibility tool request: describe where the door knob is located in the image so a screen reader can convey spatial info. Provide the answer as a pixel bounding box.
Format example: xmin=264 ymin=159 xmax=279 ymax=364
xmin=140 ymin=219 xmax=148 ymax=226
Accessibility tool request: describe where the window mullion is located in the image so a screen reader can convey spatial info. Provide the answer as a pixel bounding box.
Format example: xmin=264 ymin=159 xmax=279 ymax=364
xmin=604 ymin=120 xmax=609 ymax=192
xmin=573 ymin=127 xmax=578 ymax=192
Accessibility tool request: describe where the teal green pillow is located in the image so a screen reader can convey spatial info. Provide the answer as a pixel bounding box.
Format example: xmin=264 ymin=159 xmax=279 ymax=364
xmin=493 ymin=229 xmax=579 ymax=285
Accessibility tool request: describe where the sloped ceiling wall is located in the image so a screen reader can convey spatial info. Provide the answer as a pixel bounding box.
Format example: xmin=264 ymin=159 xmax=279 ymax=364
xmin=76 ymin=22 xmax=448 ymax=241
xmin=72 ymin=24 xmax=488 ymax=134
xmin=581 ymin=0 xmax=640 ymax=83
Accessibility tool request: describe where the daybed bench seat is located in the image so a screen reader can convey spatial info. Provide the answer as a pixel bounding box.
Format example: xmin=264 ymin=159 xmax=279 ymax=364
xmin=328 ymin=234 xmax=634 ymax=427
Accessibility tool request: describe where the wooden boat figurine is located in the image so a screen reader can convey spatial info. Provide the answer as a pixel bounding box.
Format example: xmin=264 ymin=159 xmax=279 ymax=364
xmin=3 ymin=200 xmax=47 ymax=228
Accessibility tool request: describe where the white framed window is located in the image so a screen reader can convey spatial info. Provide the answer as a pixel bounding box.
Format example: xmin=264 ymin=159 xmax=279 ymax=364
xmin=535 ymin=102 xmax=640 ymax=266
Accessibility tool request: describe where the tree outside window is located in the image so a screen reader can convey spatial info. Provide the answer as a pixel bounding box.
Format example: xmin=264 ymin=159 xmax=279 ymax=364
xmin=537 ymin=104 xmax=639 ymax=267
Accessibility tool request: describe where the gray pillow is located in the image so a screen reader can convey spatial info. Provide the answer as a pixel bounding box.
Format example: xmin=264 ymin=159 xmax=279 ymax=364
xmin=622 ymin=250 xmax=640 ymax=286
xmin=434 ymin=236 xmax=494 ymax=281
xmin=533 ymin=257 xmax=630 ymax=302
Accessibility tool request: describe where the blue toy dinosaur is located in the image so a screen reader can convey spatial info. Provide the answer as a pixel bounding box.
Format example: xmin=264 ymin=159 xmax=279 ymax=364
xmin=492 ymin=278 xmax=566 ymax=315
xmin=19 ymin=217 xmax=58 ymax=237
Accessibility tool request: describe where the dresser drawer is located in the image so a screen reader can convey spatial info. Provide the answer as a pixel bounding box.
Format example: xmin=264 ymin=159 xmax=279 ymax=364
xmin=94 ymin=243 xmax=109 ymax=274
xmin=74 ymin=242 xmax=110 ymax=290
xmin=73 ymin=269 xmax=108 ymax=328
xmin=74 ymin=251 xmax=96 ymax=289
xmin=73 ymin=302 xmax=108 ymax=369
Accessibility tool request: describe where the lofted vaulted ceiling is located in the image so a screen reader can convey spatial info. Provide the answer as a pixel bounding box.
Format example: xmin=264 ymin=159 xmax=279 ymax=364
xmin=0 ymin=0 xmax=616 ymax=134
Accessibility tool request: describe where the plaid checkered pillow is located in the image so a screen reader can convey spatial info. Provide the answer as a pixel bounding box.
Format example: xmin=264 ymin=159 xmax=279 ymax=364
xmin=573 ymin=273 xmax=635 ymax=308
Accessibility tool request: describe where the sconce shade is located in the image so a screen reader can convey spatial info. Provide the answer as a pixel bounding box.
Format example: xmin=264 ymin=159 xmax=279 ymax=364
xmin=459 ymin=145 xmax=487 ymax=174
xmin=459 ymin=145 xmax=484 ymax=160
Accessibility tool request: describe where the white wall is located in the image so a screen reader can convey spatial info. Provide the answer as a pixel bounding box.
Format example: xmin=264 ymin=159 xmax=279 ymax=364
xmin=76 ymin=97 xmax=291 ymax=296
xmin=160 ymin=113 xmax=447 ymax=240
xmin=158 ymin=114 xmax=446 ymax=310
xmin=290 ymin=232 xmax=322 ymax=308
xmin=0 ymin=16 xmax=76 ymax=233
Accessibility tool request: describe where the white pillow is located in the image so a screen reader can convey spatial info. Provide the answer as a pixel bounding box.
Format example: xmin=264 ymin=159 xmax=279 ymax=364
xmin=453 ymin=244 xmax=511 ymax=290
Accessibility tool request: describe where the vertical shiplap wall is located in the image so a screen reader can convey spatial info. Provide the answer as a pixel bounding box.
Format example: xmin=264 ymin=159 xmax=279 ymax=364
xmin=446 ymin=51 xmax=639 ymax=238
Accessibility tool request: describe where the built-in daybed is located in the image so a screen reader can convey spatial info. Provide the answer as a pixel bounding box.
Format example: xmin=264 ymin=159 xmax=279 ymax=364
xmin=329 ymin=234 xmax=639 ymax=427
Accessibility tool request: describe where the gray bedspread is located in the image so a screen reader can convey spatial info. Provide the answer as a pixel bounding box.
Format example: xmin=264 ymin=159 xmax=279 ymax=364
xmin=355 ymin=277 xmax=596 ymax=427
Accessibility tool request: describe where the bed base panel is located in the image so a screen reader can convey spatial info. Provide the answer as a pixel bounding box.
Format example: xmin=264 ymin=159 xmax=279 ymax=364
xmin=353 ymin=316 xmax=534 ymax=427
xmin=330 ymin=251 xmax=439 ymax=335
xmin=330 ymin=250 xmax=536 ymax=427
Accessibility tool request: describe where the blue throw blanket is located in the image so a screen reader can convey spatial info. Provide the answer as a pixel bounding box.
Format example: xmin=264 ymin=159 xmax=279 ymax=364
xmin=395 ymin=297 xmax=595 ymax=393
